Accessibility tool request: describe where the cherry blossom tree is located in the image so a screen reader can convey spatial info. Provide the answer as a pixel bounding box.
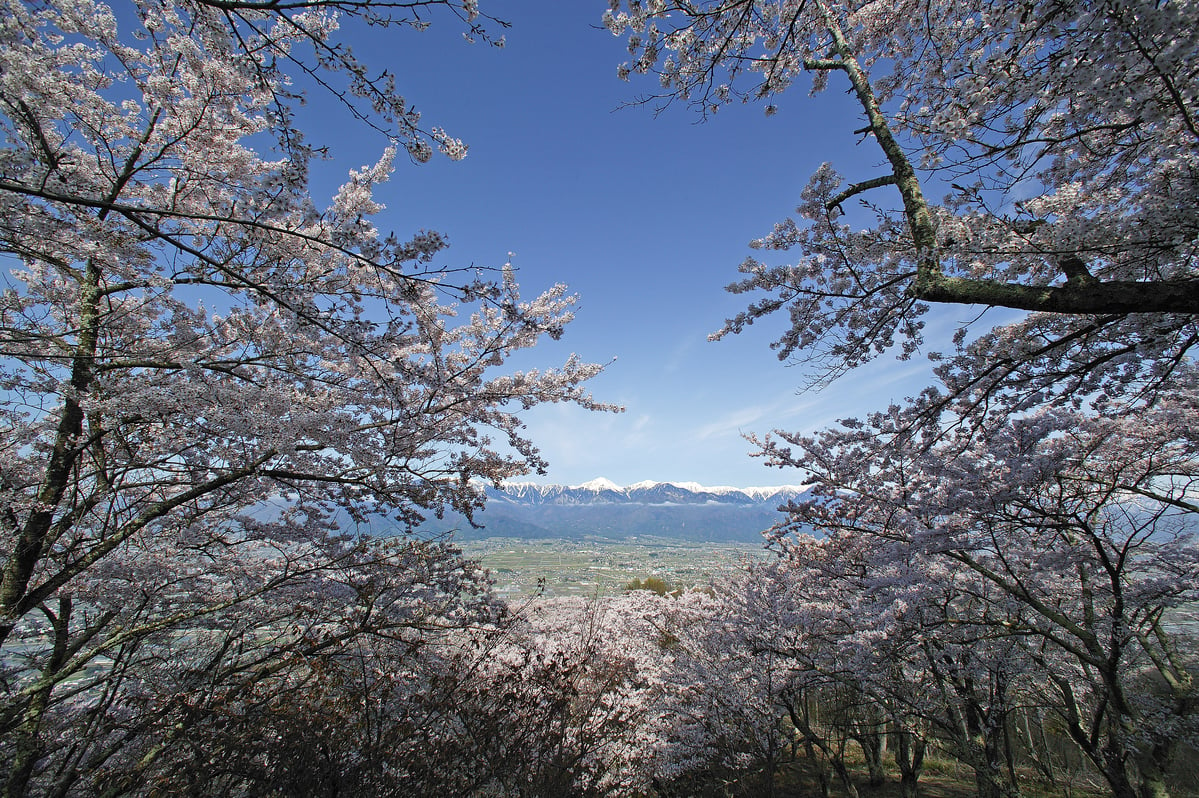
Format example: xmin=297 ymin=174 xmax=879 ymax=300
xmin=726 ymin=544 xmax=1028 ymax=798
xmin=605 ymin=0 xmax=1199 ymax=394
xmin=646 ymin=588 xmax=797 ymax=794
xmin=59 ymin=538 xmax=505 ymax=796
xmin=758 ymin=389 xmax=1199 ymax=798
xmin=604 ymin=7 xmax=1198 ymax=796
xmin=449 ymin=594 xmax=666 ymax=796
xmin=0 ymin=1 xmax=611 ymax=793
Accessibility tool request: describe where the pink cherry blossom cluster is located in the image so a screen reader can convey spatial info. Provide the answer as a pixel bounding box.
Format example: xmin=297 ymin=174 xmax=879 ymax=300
xmin=0 ymin=1 xmax=614 ymax=793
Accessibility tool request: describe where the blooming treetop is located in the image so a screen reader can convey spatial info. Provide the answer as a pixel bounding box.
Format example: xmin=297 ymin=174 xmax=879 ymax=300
xmin=605 ymin=0 xmax=1199 ymax=401
xmin=0 ymin=1 xmax=612 ymax=793
xmin=755 ymin=386 xmax=1199 ymax=798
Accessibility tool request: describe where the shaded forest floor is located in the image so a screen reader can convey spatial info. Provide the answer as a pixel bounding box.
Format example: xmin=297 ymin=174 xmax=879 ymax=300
xmin=759 ymin=755 xmax=1115 ymax=798
xmin=657 ymin=739 xmax=1199 ymax=796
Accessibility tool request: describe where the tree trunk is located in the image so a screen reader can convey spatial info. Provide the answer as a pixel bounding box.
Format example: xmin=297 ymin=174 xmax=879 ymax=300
xmin=1102 ymin=745 xmax=1141 ymax=798
xmin=1021 ymin=707 xmax=1059 ymax=785
xmin=854 ymin=727 xmax=887 ymax=787
xmin=4 ymin=598 xmax=73 ymax=798
xmin=0 ymin=257 xmax=100 ymax=646
xmin=760 ymin=730 xmax=778 ymax=798
xmin=896 ymin=728 xmax=926 ymax=798
xmin=790 ymin=695 xmax=832 ymax=798
xmin=971 ymin=751 xmax=1022 ymax=798
xmin=1136 ymin=741 xmax=1173 ymax=798
xmin=1139 ymin=774 xmax=1171 ymax=798
xmin=830 ymin=752 xmax=860 ymax=798
xmin=5 ymin=703 xmax=49 ymax=798
xmin=805 ymin=735 xmax=832 ymax=798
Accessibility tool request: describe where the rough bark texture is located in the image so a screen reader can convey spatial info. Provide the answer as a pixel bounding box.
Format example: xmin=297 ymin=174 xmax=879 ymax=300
xmin=913 ymin=273 xmax=1199 ymax=315
xmin=811 ymin=0 xmax=1199 ymax=319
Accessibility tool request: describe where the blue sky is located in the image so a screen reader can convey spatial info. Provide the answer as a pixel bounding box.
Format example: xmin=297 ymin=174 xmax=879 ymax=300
xmin=310 ymin=1 xmax=959 ymax=488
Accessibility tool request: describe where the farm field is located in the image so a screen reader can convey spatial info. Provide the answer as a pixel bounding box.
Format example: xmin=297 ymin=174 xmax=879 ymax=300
xmin=458 ymin=536 xmax=772 ymax=597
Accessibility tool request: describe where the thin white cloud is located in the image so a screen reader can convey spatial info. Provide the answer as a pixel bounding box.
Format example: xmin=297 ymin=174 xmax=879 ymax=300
xmin=693 ymin=393 xmax=821 ymax=441
xmin=693 ymin=406 xmax=769 ymax=441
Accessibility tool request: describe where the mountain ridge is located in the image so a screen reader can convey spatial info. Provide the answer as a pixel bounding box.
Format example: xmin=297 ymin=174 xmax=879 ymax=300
xmin=427 ymin=480 xmax=814 ymax=542
xmin=493 ymin=479 xmax=809 ymax=504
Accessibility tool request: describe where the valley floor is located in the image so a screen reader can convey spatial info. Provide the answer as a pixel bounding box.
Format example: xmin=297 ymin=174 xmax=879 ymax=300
xmin=458 ymin=536 xmax=771 ymax=597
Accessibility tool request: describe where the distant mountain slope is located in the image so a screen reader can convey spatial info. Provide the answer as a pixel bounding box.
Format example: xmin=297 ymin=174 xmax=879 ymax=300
xmin=423 ymin=480 xmax=812 ymax=542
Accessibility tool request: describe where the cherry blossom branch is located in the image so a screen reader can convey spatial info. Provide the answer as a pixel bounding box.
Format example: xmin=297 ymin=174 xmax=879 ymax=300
xmin=807 ymin=0 xmax=1199 ymax=316
xmin=0 ymin=180 xmax=453 ymax=290
xmin=823 ymin=174 xmax=898 ymax=213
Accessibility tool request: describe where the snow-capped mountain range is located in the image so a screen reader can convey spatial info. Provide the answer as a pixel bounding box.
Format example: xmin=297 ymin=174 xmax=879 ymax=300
xmin=490 ymin=478 xmax=808 ymax=506
xmin=427 ymin=479 xmax=812 ymax=542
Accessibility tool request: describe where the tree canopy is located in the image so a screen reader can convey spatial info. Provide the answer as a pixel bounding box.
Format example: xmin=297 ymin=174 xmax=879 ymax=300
xmin=605 ymin=5 xmax=1199 ymax=796
xmin=0 ymin=1 xmax=610 ymax=793
xmin=1 ymin=1 xmax=1197 ymax=795
xmin=607 ymin=0 xmax=1199 ymax=395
